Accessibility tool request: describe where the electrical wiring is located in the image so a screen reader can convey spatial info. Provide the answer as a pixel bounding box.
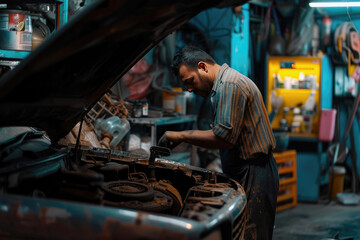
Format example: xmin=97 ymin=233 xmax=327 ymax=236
xmin=260 ymin=0 xmax=272 ymax=40
xmin=347 ymin=1 xmax=359 ymax=34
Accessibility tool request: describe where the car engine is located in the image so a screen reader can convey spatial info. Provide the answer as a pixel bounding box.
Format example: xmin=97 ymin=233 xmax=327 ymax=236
xmin=0 ymin=127 xmax=245 ymax=232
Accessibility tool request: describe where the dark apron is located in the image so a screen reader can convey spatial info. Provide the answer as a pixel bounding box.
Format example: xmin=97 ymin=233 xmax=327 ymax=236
xmin=220 ymin=148 xmax=279 ymax=240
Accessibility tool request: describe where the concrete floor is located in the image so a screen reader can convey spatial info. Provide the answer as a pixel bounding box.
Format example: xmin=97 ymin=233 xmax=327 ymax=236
xmin=273 ymin=201 xmax=360 ymax=240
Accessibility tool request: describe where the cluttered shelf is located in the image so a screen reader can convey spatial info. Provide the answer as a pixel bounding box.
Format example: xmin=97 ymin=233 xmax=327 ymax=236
xmin=127 ymin=115 xmax=197 ymax=146
xmin=127 ymin=115 xmax=198 ymax=166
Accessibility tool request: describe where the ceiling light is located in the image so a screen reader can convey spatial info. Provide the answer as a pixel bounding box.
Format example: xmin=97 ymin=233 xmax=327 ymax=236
xmin=309 ymin=2 xmax=360 ymax=7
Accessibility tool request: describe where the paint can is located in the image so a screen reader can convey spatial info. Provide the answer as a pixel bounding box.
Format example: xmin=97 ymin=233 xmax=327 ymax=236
xmin=0 ymin=10 xmax=32 ymax=51
xmin=162 ymin=88 xmax=182 ymax=113
xmin=162 ymin=92 xmax=175 ymax=112
xmin=329 ymin=166 xmax=346 ymax=200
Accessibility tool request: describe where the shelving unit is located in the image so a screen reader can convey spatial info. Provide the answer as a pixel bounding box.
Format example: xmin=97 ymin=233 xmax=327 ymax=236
xmin=266 ymin=56 xmax=333 ymax=202
xmin=274 ymin=150 xmax=297 ymax=212
xmin=127 ymin=115 xmax=197 ymax=146
xmin=0 ymin=1 xmax=68 ymax=60
xmin=266 ymin=56 xmax=322 ymax=135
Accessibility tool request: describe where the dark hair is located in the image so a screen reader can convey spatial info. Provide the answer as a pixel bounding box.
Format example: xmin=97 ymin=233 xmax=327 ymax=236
xmin=171 ymin=46 xmax=216 ymax=77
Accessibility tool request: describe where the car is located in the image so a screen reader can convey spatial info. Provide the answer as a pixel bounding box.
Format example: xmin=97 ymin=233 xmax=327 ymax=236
xmin=0 ymin=0 xmax=247 ymax=239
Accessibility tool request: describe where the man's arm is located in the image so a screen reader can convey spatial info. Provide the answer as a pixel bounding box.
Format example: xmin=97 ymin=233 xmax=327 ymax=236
xmin=164 ymin=129 xmax=234 ymax=149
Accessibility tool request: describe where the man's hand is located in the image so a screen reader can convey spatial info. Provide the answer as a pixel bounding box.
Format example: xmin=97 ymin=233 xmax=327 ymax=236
xmin=157 ymin=131 xmax=181 ymax=150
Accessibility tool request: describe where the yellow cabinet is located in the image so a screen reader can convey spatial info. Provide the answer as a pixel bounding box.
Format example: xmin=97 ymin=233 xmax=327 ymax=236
xmin=266 ymin=56 xmax=322 ymax=137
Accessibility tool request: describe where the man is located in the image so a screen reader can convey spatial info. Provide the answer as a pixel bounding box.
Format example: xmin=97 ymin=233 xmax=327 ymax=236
xmin=158 ymin=46 xmax=279 ymax=239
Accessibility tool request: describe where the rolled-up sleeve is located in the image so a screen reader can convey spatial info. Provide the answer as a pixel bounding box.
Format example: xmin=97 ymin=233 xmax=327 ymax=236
xmin=212 ymin=81 xmax=248 ymax=145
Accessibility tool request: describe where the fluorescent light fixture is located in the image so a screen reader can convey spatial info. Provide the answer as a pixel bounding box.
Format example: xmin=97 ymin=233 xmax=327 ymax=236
xmin=309 ymin=2 xmax=360 ymax=7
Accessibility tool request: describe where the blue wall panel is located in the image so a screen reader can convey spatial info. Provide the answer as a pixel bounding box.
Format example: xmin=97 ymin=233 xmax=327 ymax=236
xmin=297 ymin=153 xmax=320 ymax=202
xmin=320 ymin=56 xmax=333 ymax=109
xmin=189 ymin=8 xmax=233 ymax=65
xmin=231 ymin=4 xmax=250 ymax=76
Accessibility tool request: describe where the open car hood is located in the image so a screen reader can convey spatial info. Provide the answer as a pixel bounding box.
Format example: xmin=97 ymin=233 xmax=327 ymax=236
xmin=0 ymin=0 xmax=247 ymax=143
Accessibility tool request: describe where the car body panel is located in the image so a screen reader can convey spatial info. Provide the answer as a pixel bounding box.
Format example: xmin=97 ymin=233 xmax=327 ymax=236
xmin=1 ymin=188 xmax=245 ymax=239
xmin=0 ymin=142 xmax=246 ymax=239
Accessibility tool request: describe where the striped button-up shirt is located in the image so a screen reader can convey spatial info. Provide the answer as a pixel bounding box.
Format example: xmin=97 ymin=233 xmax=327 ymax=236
xmin=211 ymin=64 xmax=275 ymax=161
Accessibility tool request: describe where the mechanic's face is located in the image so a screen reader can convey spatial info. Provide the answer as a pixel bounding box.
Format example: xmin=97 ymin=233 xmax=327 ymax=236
xmin=179 ymin=62 xmax=213 ymax=97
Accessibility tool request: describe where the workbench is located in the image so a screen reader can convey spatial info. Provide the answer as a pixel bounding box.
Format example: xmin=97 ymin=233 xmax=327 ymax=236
xmin=127 ymin=115 xmax=197 ymax=146
xmin=127 ymin=115 xmax=198 ymax=165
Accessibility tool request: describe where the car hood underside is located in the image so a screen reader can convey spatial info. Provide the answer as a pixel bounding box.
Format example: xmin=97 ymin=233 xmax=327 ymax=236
xmin=0 ymin=0 xmax=247 ymax=143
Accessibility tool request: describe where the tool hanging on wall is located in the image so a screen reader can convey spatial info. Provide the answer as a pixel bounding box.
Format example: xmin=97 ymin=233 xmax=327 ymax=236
xmin=334 ymin=22 xmax=359 ymax=64
xmin=232 ymin=5 xmax=243 ymax=37
xmin=333 ymin=22 xmax=360 ymax=78
xmin=333 ymin=22 xmax=360 ymax=98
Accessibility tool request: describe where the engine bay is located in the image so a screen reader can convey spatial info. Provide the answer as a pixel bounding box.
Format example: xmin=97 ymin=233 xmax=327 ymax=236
xmin=0 ymin=132 xmax=244 ymax=222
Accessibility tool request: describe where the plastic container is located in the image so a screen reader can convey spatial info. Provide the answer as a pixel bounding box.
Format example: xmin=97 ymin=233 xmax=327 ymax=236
xmin=291 ymin=121 xmax=301 ymax=133
xmin=94 ymin=116 xmax=130 ymax=148
xmin=162 ymin=88 xmax=182 ymax=113
xmin=162 ymin=92 xmax=176 ymax=112
xmin=284 ymin=77 xmax=292 ymax=89
xmin=329 ymin=166 xmax=346 ymax=200
xmin=141 ymin=101 xmax=148 ymax=117
xmin=280 ymin=118 xmax=288 ymax=130
xmin=303 ymin=90 xmax=316 ymax=112
xmin=303 ymin=114 xmax=313 ymax=133
xmin=318 ymin=109 xmax=337 ymax=141
xmin=133 ymin=101 xmax=142 ymax=117
xmin=175 ymin=93 xmax=186 ymax=115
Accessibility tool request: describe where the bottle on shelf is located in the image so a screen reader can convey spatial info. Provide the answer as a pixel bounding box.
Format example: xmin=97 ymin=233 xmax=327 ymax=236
xmin=291 ymin=107 xmax=304 ymax=133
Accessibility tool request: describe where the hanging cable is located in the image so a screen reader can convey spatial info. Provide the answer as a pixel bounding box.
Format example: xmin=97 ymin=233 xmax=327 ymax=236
xmin=347 ymin=3 xmax=359 ymax=33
